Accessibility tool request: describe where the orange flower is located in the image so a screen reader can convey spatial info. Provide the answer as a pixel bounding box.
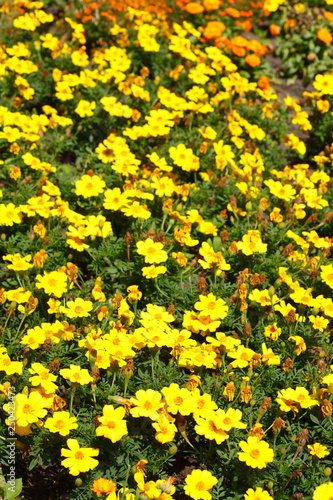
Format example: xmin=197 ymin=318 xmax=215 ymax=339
xmin=245 ymin=54 xmax=261 ymax=66
xmin=284 ymin=19 xmax=297 ymax=29
xmin=224 ymin=7 xmax=241 ymax=18
xmin=247 ymin=39 xmax=268 ymax=55
xmin=258 ymin=75 xmax=271 ymax=90
xmin=203 ymin=21 xmax=226 ymax=39
xmin=236 ymin=20 xmax=253 ymax=32
xmin=324 ymin=12 xmax=333 ymax=21
xmin=91 ymin=478 xmax=117 ymax=496
xmin=269 ymin=24 xmax=281 ymax=36
xmin=185 ymin=2 xmax=204 ymax=13
xmin=317 ymin=28 xmax=333 ymax=44
xmin=230 ymin=36 xmax=248 ymax=57
xmin=203 ymin=0 xmax=220 ymax=11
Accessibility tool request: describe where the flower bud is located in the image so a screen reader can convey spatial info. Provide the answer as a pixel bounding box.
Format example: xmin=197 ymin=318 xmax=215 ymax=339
xmin=168 ymin=445 xmax=178 ymax=455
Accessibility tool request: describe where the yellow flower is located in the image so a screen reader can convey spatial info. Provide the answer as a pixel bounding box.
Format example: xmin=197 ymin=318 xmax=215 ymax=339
xmin=142 ymin=265 xmax=167 ymax=279
xmin=60 ymin=298 xmax=93 ymax=318
xmin=60 ymin=364 xmax=93 ymax=385
xmin=244 ymin=487 xmax=273 ymax=500
xmin=121 ymin=202 xmax=151 ymax=219
xmin=192 ymin=389 xmax=217 ymax=416
xmin=75 ymin=174 xmax=105 ymax=198
xmin=194 ymin=411 xmax=228 ymax=444
xmin=236 ymin=230 xmax=267 ymax=256
xmin=169 ymin=143 xmax=200 ymax=172
xmin=0 ymin=126 xmax=22 ymax=143
xmin=4 ymin=392 xmax=47 ymax=428
xmin=309 ymin=315 xmax=329 ymax=332
xmin=71 ymin=49 xmax=89 ymax=67
xmin=238 ymin=437 xmax=274 ymax=469
xmin=194 ymin=293 xmax=228 ymax=320
xmin=284 ymin=133 xmax=306 ymax=155
xmin=313 ymin=483 xmax=333 ymax=500
xmin=96 ymin=405 xmax=128 ymax=442
xmin=140 ymin=304 xmax=174 ymax=323
xmin=61 ymin=439 xmax=99 ymax=476
xmin=162 ymin=383 xmax=196 ymax=416
xmin=288 ymin=335 xmax=306 ymax=355
xmin=103 ymin=187 xmax=129 ymax=211
xmin=276 ymin=387 xmax=319 ymax=413
xmin=263 ymin=323 xmax=281 ymax=340
xmin=307 ymin=443 xmax=330 ymax=458
xmin=198 ymin=241 xmax=230 ymax=275
xmin=130 ymin=389 xmax=164 ymax=421
xmin=261 ymin=343 xmax=280 ymax=366
xmin=150 ymin=175 xmax=175 ymax=197
xmin=228 ymin=345 xmax=256 ymax=368
xmin=320 ymin=264 xmax=333 ymax=289
xmin=136 ymin=238 xmax=168 ymax=264
xmin=0 ymin=352 xmax=23 ymax=375
xmin=5 ymin=287 xmax=31 ymax=304
xmin=35 ymin=270 xmax=68 ymax=298
xmin=152 ymin=416 xmax=177 ymax=444
xmin=20 ymin=326 xmax=47 ymax=350
xmin=74 ymin=99 xmax=96 ymax=117
xmin=0 ymin=203 xmax=22 ymax=226
xmin=3 ymin=253 xmax=32 ymax=271
xmin=127 ymin=285 xmax=142 ymax=301
xmin=28 ymin=362 xmax=58 ymax=394
xmin=184 ymin=469 xmax=217 ymax=500
xmin=172 ymin=252 xmax=188 ymax=268
xmin=44 ymin=411 xmax=78 ymax=436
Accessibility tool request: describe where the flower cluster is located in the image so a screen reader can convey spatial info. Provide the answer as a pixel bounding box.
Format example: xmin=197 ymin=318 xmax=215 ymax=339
xmin=0 ymin=0 xmax=332 ymax=499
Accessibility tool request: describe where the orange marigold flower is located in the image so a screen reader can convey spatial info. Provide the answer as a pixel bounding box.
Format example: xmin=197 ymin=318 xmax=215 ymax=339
xmin=269 ymin=24 xmax=281 ymax=36
xmin=203 ymin=21 xmax=226 ymax=39
xmin=245 ymin=54 xmax=261 ymax=66
xmin=324 ymin=12 xmax=333 ymax=21
xmin=230 ymin=36 xmax=248 ymax=57
xmin=284 ymin=19 xmax=297 ymax=29
xmin=258 ymin=75 xmax=271 ymax=90
xmin=203 ymin=0 xmax=220 ymax=11
xmin=224 ymin=7 xmax=241 ymax=18
xmin=185 ymin=2 xmax=204 ymax=13
xmin=317 ymin=28 xmax=333 ymax=44
xmin=91 ymin=478 xmax=117 ymax=496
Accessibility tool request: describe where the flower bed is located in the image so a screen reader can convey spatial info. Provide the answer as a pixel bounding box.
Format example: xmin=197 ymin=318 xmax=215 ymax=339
xmin=0 ymin=0 xmax=333 ymax=499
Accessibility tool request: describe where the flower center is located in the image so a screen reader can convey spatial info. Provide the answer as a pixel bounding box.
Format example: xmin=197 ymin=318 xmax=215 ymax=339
xmin=23 ymin=404 xmax=32 ymax=414
xmin=250 ymin=448 xmax=260 ymax=459
xmin=196 ymin=481 xmax=206 ymax=491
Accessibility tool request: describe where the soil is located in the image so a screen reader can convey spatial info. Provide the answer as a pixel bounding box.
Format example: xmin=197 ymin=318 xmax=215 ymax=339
xmin=15 ymin=454 xmax=74 ymax=500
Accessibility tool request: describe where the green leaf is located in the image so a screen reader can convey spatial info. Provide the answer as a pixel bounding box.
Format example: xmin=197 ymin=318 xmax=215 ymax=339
xmin=309 ymin=414 xmax=319 ymax=425
xmin=4 ymin=478 xmax=22 ymax=500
